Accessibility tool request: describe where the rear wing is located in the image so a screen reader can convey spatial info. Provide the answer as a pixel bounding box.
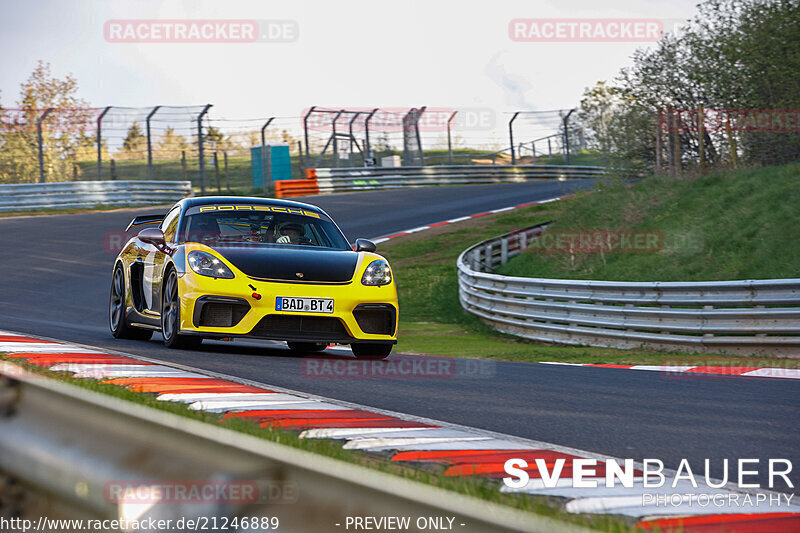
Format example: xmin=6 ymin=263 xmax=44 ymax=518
xmin=125 ymin=214 xmax=165 ymax=232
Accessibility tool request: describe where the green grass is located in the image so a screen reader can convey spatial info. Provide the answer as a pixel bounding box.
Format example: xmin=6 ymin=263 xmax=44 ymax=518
xmin=496 ymin=163 xmax=800 ymax=281
xmin=0 ymin=353 xmax=636 ymax=532
xmin=378 ymin=171 xmax=799 ymax=366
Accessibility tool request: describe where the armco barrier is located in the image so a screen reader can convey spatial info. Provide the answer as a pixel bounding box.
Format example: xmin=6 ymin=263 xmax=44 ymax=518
xmin=275 ymin=165 xmax=616 ymax=197
xmin=457 ymin=223 xmax=800 ymax=356
xmin=0 ymin=180 xmax=193 ymax=212
xmin=0 ymin=361 xmax=587 ymax=533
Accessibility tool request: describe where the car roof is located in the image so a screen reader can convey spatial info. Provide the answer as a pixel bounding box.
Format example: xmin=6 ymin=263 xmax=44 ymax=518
xmin=177 ymin=196 xmax=325 ymax=214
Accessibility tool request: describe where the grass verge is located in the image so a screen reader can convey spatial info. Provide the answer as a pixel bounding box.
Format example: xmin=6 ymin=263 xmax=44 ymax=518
xmin=0 ymin=353 xmax=635 ymax=532
xmin=379 ymin=178 xmax=798 ymax=367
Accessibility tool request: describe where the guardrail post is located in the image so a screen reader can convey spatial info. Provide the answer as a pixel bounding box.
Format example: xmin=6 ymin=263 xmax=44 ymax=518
xmin=197 ymin=104 xmax=212 ymax=195
xmin=96 ymin=106 xmax=111 ymax=180
xmin=36 ymin=108 xmax=54 ymax=183
xmin=501 ymin=238 xmax=509 ymax=264
xmin=508 ymin=112 xmax=520 ymax=165
xmin=447 ymin=111 xmax=457 ymax=165
xmin=146 ymin=106 xmax=161 ymax=180
xmin=261 ymin=117 xmax=275 ymax=192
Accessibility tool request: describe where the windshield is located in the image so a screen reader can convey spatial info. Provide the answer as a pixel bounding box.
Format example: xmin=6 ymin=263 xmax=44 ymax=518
xmin=179 ymin=205 xmax=351 ymax=250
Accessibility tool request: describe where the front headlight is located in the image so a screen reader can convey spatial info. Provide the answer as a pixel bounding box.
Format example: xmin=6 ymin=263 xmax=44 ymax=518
xmin=361 ymin=259 xmax=392 ymax=286
xmin=187 ymin=251 xmax=234 ymax=279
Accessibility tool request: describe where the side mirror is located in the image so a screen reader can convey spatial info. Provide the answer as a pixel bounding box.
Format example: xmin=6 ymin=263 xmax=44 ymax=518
xmin=355 ymin=238 xmax=376 ymax=253
xmin=138 ymin=228 xmax=167 ymax=250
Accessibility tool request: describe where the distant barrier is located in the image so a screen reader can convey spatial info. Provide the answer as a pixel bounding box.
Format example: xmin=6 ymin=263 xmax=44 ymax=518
xmin=457 ymin=223 xmax=800 ymax=356
xmin=0 ymin=180 xmax=193 ymax=212
xmin=275 ymin=165 xmax=616 ymax=198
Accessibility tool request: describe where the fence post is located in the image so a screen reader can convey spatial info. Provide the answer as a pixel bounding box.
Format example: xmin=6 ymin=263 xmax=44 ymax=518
xmin=298 ymin=141 xmax=305 ymax=173
xmin=563 ymin=109 xmax=575 ymax=165
xmin=531 ymin=141 xmax=536 ymax=163
xmin=655 ymin=110 xmax=662 ymax=174
xmin=447 ymin=111 xmax=457 ymax=165
xmin=261 ymin=117 xmax=275 ymax=190
xmin=698 ymin=104 xmax=706 ymax=175
xmin=672 ymin=110 xmax=681 ymax=176
xmin=197 ymin=104 xmax=212 ymax=195
xmin=725 ymin=113 xmax=738 ymax=169
xmin=181 ymin=150 xmax=187 ymax=180
xmin=110 ymin=158 xmax=117 ymax=181
xmin=146 ymin=106 xmax=161 ymax=180
xmin=224 ymin=152 xmax=230 ymax=192
xmin=415 ymin=106 xmax=426 ymax=166
xmin=214 ymin=151 xmax=221 ymax=193
xmin=508 ymin=112 xmax=520 ymax=165
xmin=96 ymin=106 xmax=112 ymax=180
xmin=36 ymin=108 xmax=54 ymax=183
xmin=303 ymin=106 xmax=316 ymax=165
xmin=364 ymin=108 xmax=378 ymax=166
xmin=265 ymin=145 xmax=272 ymax=194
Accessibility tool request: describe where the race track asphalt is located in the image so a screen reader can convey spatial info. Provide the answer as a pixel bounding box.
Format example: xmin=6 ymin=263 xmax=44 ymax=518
xmin=0 ymin=180 xmax=797 ymax=493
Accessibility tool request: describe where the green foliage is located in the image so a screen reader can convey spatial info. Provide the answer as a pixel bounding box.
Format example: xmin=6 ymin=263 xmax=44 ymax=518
xmin=0 ymin=61 xmax=94 ymax=183
xmin=580 ymin=0 xmax=800 ymax=169
xmin=497 ymin=163 xmax=800 ymax=282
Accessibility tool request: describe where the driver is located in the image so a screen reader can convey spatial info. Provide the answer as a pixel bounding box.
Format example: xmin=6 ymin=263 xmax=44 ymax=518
xmin=276 ymin=222 xmax=305 ymax=244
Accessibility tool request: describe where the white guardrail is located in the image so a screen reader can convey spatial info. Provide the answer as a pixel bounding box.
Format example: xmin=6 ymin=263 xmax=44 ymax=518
xmin=0 ymin=362 xmax=589 ymax=533
xmin=457 ymin=223 xmax=800 ymax=356
xmin=314 ymin=165 xmax=614 ymax=192
xmin=0 ymin=180 xmax=193 ymax=212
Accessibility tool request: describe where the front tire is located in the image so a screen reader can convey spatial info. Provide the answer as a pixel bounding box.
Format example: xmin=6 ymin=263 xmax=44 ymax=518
xmin=109 ymin=264 xmax=153 ymax=341
xmin=351 ymin=343 xmax=392 ymax=360
xmin=161 ymin=269 xmax=202 ymax=350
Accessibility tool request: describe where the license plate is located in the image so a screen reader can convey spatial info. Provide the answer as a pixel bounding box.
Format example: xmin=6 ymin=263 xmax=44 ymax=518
xmin=275 ymin=297 xmax=334 ymax=314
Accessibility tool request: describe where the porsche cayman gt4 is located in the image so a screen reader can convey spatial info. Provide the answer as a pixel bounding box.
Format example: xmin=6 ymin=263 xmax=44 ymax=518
xmin=109 ymin=197 xmax=397 ymax=359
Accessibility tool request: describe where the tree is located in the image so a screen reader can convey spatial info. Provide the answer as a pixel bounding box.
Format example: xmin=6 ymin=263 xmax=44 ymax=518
xmin=119 ymin=122 xmax=145 ymax=160
xmin=156 ymin=126 xmax=189 ymax=160
xmin=0 ymin=61 xmax=93 ymax=183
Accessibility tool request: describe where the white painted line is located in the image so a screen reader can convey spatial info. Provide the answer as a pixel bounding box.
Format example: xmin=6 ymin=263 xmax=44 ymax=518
xmin=300 ymin=427 xmax=434 ymax=439
xmin=157 ymin=392 xmax=279 ymax=402
xmin=212 ymin=401 xmax=349 ymax=412
xmin=0 ymin=343 xmax=100 ymax=353
xmin=445 ymin=216 xmax=471 ymax=224
xmin=75 ymin=369 xmax=209 ymax=379
xmin=189 ymin=398 xmax=311 ymax=411
xmin=384 ymin=439 xmax=537 ymax=451
xmin=539 ymin=362 xmax=587 ymax=367
xmin=373 ymin=238 xmax=390 ymax=244
xmin=630 ymin=365 xmax=696 ymax=372
xmin=343 ymin=436 xmax=490 ymax=450
xmin=741 ymin=368 xmax=800 ymax=379
xmin=490 ymin=206 xmax=515 ymax=214
xmin=404 ymin=226 xmax=430 ymax=234
xmin=50 ymin=363 xmax=153 ymax=373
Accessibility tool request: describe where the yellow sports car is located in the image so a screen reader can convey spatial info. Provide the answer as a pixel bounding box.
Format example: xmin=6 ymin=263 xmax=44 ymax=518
xmin=109 ymin=197 xmax=397 ymax=359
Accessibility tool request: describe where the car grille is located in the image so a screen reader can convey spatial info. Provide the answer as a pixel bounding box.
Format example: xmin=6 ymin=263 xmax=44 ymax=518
xmin=195 ymin=299 xmax=250 ymax=327
xmin=250 ymin=315 xmax=351 ymax=341
xmin=353 ymin=304 xmax=396 ymax=335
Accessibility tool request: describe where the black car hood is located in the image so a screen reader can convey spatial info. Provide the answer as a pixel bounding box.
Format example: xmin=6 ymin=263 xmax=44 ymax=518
xmin=213 ymin=245 xmax=358 ymax=283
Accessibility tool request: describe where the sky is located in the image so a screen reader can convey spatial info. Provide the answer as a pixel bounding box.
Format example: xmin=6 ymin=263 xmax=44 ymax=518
xmin=0 ymin=0 xmax=701 ymax=146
